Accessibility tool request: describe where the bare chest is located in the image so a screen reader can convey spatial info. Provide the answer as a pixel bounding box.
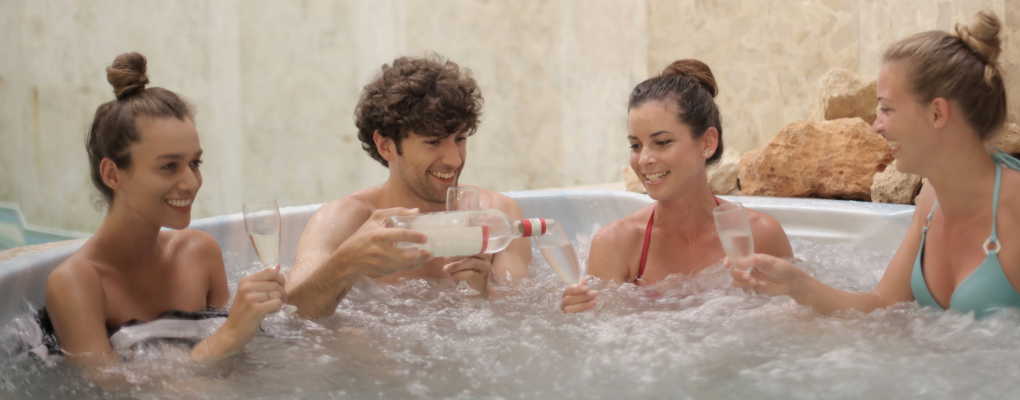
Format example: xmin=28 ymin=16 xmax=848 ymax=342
xmin=100 ymin=265 xmax=210 ymax=327
xmin=638 ymin=232 xmax=725 ymax=285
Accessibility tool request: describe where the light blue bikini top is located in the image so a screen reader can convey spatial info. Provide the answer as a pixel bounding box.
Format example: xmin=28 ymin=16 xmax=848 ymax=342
xmin=911 ymin=150 xmax=1020 ymax=318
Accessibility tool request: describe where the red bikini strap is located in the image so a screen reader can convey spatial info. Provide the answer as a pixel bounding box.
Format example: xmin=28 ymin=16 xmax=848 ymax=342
xmin=713 ymin=195 xmax=720 ymax=206
xmin=636 ymin=204 xmax=656 ymax=284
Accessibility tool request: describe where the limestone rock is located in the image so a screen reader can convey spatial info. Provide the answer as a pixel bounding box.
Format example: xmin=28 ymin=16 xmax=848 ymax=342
xmin=707 ymin=148 xmax=741 ymax=195
xmin=810 ymin=68 xmax=878 ymax=124
xmin=622 ymin=165 xmax=646 ymax=193
xmin=739 ymin=118 xmax=893 ymax=201
xmin=871 ymin=160 xmax=922 ymax=204
xmin=986 ymin=123 xmax=1020 ymax=156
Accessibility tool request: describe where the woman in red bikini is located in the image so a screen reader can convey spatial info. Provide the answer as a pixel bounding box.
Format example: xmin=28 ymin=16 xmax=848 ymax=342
xmin=560 ymin=59 xmax=793 ymax=313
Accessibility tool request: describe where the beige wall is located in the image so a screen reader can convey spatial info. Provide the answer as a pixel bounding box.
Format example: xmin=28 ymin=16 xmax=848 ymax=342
xmin=0 ymin=0 xmax=1016 ymax=233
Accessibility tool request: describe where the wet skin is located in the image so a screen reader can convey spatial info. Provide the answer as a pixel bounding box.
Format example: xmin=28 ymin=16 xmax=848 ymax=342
xmin=46 ymin=116 xmax=287 ymax=383
xmin=731 ymin=61 xmax=1020 ymax=313
xmin=561 ymin=101 xmax=793 ymax=313
xmin=287 ymin=131 xmax=531 ymax=320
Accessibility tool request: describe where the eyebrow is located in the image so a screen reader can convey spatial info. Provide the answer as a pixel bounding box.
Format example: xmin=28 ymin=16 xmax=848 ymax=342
xmin=628 ymin=131 xmax=672 ymax=140
xmin=156 ymin=150 xmax=203 ymax=160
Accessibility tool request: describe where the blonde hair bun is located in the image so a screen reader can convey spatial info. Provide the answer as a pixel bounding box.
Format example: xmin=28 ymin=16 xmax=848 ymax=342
xmin=955 ymin=9 xmax=1002 ymax=83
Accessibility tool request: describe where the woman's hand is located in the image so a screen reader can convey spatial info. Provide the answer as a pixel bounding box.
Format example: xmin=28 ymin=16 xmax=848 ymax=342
xmin=192 ymin=268 xmax=286 ymax=361
xmin=560 ymin=276 xmax=598 ymax=313
xmin=729 ymin=254 xmax=804 ymax=297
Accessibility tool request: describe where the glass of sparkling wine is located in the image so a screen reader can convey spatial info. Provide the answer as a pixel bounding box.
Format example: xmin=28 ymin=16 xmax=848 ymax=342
xmin=243 ymin=198 xmax=297 ymax=315
xmin=446 ymin=187 xmax=482 ymax=296
xmin=533 ymin=223 xmax=581 ymax=286
xmin=713 ymin=202 xmax=769 ymax=309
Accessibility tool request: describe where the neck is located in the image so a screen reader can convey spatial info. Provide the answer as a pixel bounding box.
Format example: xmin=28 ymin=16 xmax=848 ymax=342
xmin=89 ymin=201 xmax=163 ymax=271
xmin=652 ymin=178 xmax=717 ymax=240
xmin=922 ymin=138 xmax=996 ymax=220
xmin=379 ymin=174 xmax=448 ymax=213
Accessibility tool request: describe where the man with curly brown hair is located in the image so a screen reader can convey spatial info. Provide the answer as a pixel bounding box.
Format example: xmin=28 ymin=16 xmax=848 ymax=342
xmin=285 ymin=55 xmax=531 ymax=319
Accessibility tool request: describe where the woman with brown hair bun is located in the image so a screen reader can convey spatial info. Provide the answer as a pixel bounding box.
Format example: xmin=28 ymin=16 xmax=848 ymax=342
xmin=732 ymin=10 xmax=1020 ymax=319
xmin=560 ymin=59 xmax=793 ymax=313
xmin=42 ymin=52 xmax=286 ymax=378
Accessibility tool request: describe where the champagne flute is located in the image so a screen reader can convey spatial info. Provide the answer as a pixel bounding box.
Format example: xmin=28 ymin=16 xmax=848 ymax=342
xmin=534 ymin=222 xmax=605 ymax=312
xmin=713 ymin=202 xmax=769 ymax=309
xmin=446 ymin=187 xmax=482 ymax=296
xmin=243 ymin=199 xmax=297 ymax=315
xmin=534 ymin=222 xmax=581 ymax=285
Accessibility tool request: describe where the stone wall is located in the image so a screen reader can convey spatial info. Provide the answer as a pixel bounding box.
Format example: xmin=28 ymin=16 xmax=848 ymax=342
xmin=1 ymin=0 xmax=1017 ymax=232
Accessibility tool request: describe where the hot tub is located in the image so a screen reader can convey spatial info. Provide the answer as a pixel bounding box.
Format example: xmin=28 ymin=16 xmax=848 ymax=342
xmin=3 ymin=191 xmax=1016 ymax=399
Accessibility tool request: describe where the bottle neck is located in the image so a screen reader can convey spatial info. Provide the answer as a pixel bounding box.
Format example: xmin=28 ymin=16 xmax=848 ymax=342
xmin=514 ymin=218 xmax=547 ymax=238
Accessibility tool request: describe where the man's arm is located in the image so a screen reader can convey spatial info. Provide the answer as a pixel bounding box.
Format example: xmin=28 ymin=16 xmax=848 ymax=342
xmin=286 ymin=200 xmax=431 ymax=319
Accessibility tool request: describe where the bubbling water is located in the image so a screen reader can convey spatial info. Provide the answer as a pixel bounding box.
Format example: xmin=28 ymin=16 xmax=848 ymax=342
xmin=3 ymin=239 xmax=1020 ymax=399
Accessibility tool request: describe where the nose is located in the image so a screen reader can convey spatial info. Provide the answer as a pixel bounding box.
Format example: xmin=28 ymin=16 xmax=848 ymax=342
xmin=440 ymin=139 xmax=463 ymax=168
xmin=872 ymin=114 xmax=884 ymax=136
xmin=639 ymin=145 xmax=656 ymax=167
xmin=178 ymin=166 xmax=201 ymax=194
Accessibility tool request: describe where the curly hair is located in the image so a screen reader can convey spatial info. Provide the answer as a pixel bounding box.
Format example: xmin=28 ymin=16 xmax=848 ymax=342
xmin=355 ymin=55 xmax=483 ymax=167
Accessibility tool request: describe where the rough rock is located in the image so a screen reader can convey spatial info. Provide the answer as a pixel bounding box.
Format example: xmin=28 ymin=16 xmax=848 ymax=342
xmin=871 ymin=160 xmax=922 ymax=204
xmin=986 ymin=123 xmax=1020 ymax=156
xmin=707 ymin=148 xmax=741 ymax=195
xmin=739 ymin=118 xmax=893 ymax=201
xmin=810 ymin=68 xmax=878 ymax=125
xmin=622 ymin=165 xmax=646 ymax=193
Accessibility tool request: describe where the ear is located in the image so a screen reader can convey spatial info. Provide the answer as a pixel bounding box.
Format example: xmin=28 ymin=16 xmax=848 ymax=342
xmin=374 ymin=130 xmax=396 ymax=163
xmin=702 ymin=127 xmax=719 ymax=157
xmin=931 ymin=98 xmax=950 ymax=129
xmin=99 ymin=158 xmax=122 ymax=191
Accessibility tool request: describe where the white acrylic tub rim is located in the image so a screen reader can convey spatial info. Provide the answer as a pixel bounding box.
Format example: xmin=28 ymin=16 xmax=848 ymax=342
xmin=0 ymin=190 xmax=914 ymax=327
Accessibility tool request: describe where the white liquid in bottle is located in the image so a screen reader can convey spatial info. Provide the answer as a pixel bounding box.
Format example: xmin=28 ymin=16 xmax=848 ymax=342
xmin=248 ymin=229 xmax=280 ymax=267
xmin=718 ymin=229 xmax=754 ymax=272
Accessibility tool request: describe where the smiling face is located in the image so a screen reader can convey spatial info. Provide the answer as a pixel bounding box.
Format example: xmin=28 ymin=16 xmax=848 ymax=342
xmin=874 ymin=61 xmax=939 ymax=175
xmin=388 ymin=131 xmax=467 ymax=204
xmin=110 ymin=116 xmax=203 ymax=229
xmin=628 ymin=101 xmax=716 ymax=200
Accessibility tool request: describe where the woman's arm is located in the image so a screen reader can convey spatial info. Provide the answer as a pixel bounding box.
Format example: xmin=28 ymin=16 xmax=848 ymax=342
xmin=46 ymin=261 xmax=118 ymax=369
xmin=733 ymin=187 xmax=932 ymax=313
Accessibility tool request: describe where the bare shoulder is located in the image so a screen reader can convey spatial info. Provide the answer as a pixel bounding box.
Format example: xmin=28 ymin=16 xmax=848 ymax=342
xmin=747 ymin=209 xmax=794 ymax=258
xmin=166 ymin=229 xmax=222 ymax=259
xmin=312 ymin=193 xmax=376 ymax=229
xmin=593 ymin=206 xmax=649 ymax=248
xmin=46 ymin=253 xmax=102 ymax=304
xmin=997 ymin=168 xmax=1020 ymax=234
xmin=588 ymin=204 xmax=650 ymax=281
xmin=747 ymin=209 xmax=784 ymax=237
xmin=475 ymin=187 xmax=523 ymax=217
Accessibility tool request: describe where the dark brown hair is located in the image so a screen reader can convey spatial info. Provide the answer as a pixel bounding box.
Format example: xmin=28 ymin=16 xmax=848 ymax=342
xmin=883 ymin=9 xmax=1006 ymax=140
xmin=628 ymin=59 xmax=723 ymax=166
xmin=355 ymin=54 xmax=483 ymax=167
xmin=85 ymin=52 xmax=195 ymax=205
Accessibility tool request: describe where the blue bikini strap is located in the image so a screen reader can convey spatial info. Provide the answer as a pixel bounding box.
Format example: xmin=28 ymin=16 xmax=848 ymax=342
xmin=985 ymin=148 xmax=1019 ymax=254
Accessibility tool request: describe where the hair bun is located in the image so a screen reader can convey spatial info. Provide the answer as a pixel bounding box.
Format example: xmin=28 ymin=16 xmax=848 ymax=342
xmin=106 ymin=52 xmax=149 ymax=99
xmin=955 ymin=9 xmax=1002 ymax=82
xmin=662 ymin=59 xmax=718 ymax=98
